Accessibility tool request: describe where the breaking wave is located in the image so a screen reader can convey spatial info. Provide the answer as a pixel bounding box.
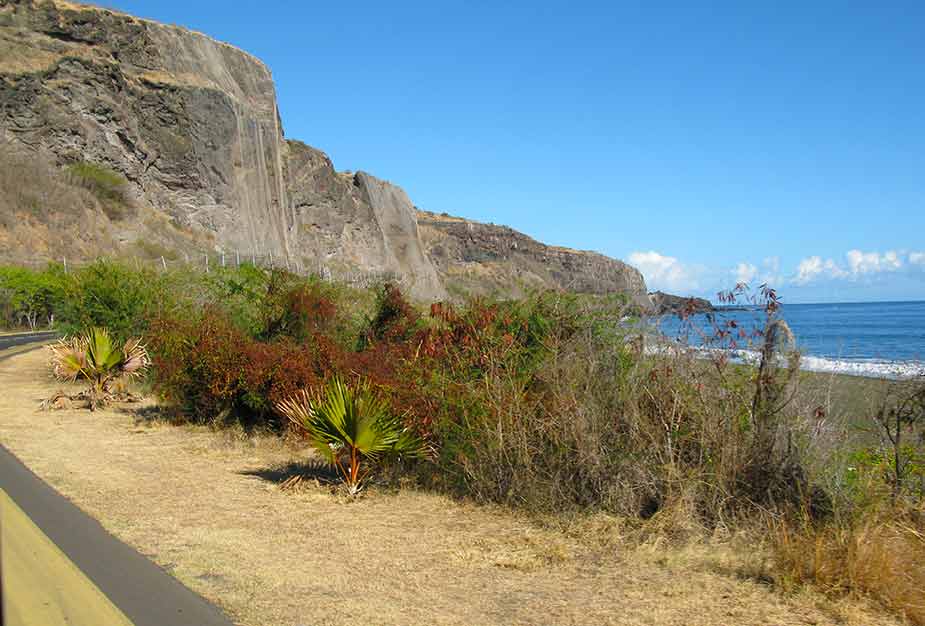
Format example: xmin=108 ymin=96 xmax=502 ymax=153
xmin=644 ymin=340 xmax=925 ymax=380
xmin=799 ymin=355 xmax=925 ymax=379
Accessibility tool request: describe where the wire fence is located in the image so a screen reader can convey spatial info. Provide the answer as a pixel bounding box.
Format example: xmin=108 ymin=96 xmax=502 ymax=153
xmin=10 ymin=251 xmax=405 ymax=291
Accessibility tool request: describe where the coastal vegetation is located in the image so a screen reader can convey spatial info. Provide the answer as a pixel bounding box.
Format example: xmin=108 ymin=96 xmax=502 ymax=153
xmin=1 ymin=259 xmax=923 ymax=623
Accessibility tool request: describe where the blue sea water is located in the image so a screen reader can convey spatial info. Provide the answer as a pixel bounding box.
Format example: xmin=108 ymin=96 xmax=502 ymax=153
xmin=653 ymin=301 xmax=925 ymax=379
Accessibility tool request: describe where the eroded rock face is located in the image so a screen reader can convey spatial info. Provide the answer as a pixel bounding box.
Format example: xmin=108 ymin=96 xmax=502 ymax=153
xmin=0 ymin=0 xmax=294 ymax=259
xmin=417 ymin=211 xmax=648 ymax=304
xmin=0 ymin=0 xmax=648 ymax=304
xmin=284 ymin=141 xmax=445 ymax=299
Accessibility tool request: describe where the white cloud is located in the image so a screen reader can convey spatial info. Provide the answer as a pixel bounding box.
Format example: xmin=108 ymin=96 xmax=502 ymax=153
xmin=733 ymin=257 xmax=783 ymax=287
xmin=630 ymin=249 xmax=921 ymax=295
xmin=627 ymin=251 xmax=702 ymax=292
xmin=792 ymin=250 xmax=909 ymax=285
xmin=761 ymin=256 xmax=783 ymax=287
xmin=793 ymin=256 xmax=847 ymax=285
xmin=845 ymin=249 xmax=902 ymax=276
xmin=734 ymin=262 xmax=757 ymax=285
xmin=910 ymin=252 xmax=925 ymax=280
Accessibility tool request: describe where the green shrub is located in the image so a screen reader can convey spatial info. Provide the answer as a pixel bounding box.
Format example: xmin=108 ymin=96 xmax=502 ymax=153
xmin=66 ymin=161 xmax=131 ymax=219
xmin=416 ymin=293 xmax=642 ymax=511
xmin=68 ymin=268 xmax=882 ymax=525
xmin=0 ymin=264 xmax=67 ymax=329
xmin=0 ymin=287 xmax=13 ymax=327
xmin=57 ymin=260 xmax=168 ymax=340
xmin=141 ymin=282 xmax=819 ymax=520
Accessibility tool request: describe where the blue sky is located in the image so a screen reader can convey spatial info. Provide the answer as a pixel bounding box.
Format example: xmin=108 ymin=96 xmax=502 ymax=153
xmin=103 ymin=0 xmax=925 ymax=303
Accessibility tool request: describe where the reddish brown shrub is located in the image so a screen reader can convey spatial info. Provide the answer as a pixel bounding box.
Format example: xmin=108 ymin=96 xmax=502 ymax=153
xmin=264 ymin=283 xmax=338 ymax=343
xmin=148 ymin=309 xmax=249 ymax=422
xmin=366 ymin=283 xmax=420 ymax=343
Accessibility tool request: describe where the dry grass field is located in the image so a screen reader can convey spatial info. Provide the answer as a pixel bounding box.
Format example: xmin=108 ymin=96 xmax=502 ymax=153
xmin=0 ymin=349 xmax=907 ymax=626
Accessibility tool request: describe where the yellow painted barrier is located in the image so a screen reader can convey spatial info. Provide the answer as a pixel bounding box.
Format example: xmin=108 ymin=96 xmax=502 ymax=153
xmin=0 ymin=488 xmax=134 ymax=626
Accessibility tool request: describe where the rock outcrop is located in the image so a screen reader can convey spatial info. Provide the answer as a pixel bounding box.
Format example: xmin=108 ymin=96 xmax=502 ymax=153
xmin=0 ymin=0 xmax=650 ymax=304
xmin=283 ymin=141 xmax=444 ymax=299
xmin=647 ymin=291 xmax=714 ymax=315
xmin=0 ymin=0 xmax=292 ymax=256
xmin=417 ymin=211 xmax=648 ymax=304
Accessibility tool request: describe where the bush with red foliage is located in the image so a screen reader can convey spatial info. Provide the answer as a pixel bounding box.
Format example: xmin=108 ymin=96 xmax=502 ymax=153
xmin=365 ymin=283 xmax=420 ymax=344
xmin=263 ymin=283 xmax=338 ymax=344
xmin=148 ymin=309 xmax=249 ymax=422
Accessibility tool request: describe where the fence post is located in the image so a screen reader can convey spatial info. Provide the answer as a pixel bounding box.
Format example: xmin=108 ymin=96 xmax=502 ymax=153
xmin=205 ymin=254 xmax=209 ymax=273
xmin=161 ymin=256 xmax=167 ymax=271
xmin=62 ymin=257 xmax=68 ymax=274
xmin=236 ymin=251 xmax=240 ymax=267
xmin=221 ymin=252 xmax=226 ymax=268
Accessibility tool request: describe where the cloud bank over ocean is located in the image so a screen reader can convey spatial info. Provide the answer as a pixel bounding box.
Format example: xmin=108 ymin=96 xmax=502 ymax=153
xmin=627 ymin=249 xmax=925 ymax=300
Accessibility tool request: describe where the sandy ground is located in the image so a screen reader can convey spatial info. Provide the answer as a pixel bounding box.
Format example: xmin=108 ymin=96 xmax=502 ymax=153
xmin=0 ymin=349 xmax=906 ymax=626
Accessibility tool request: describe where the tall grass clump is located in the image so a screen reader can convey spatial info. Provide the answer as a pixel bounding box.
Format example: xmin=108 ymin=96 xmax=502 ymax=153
xmin=405 ymin=285 xmax=807 ymax=523
xmin=766 ymin=377 xmax=925 ymax=624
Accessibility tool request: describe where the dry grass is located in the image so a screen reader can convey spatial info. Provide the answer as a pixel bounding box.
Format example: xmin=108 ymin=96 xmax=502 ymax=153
xmin=0 ymin=144 xmax=214 ymax=265
xmin=136 ymin=69 xmax=219 ymax=89
xmin=770 ymin=512 xmax=925 ymax=625
xmin=0 ymin=349 xmax=907 ymax=626
xmin=0 ymin=36 xmax=62 ymax=74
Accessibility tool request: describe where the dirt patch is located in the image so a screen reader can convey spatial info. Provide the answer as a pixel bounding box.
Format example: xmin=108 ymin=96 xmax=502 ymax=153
xmin=0 ymin=350 xmax=903 ymax=626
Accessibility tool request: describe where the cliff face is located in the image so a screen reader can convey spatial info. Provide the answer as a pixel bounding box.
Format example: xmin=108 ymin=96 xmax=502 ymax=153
xmin=284 ymin=140 xmax=444 ymax=298
xmin=417 ymin=211 xmax=648 ymax=303
xmin=0 ymin=0 xmax=648 ymax=304
xmin=1 ymin=0 xmax=293 ymax=258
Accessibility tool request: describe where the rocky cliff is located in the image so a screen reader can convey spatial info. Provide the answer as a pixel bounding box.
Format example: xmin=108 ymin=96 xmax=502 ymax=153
xmin=0 ymin=0 xmax=647 ymax=304
xmin=417 ymin=211 xmax=648 ymax=304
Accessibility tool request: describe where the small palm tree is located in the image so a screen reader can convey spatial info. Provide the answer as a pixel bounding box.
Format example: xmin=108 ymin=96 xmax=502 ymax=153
xmin=276 ymin=377 xmax=425 ymax=495
xmin=48 ymin=327 xmax=149 ymax=410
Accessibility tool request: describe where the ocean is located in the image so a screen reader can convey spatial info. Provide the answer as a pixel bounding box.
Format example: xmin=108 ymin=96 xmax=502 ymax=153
xmin=652 ymin=300 xmax=925 ymax=379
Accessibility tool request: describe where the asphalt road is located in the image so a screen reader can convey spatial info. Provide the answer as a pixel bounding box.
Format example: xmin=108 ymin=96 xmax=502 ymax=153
xmin=0 ymin=330 xmax=58 ymax=353
xmin=0 ymin=340 xmax=235 ymax=626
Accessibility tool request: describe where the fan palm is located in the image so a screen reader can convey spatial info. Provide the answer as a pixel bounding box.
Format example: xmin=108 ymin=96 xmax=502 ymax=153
xmin=48 ymin=327 xmax=149 ymax=410
xmin=276 ymin=377 xmax=425 ymax=495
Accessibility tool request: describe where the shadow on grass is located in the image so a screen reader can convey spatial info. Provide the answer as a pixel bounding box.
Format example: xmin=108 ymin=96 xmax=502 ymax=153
xmin=239 ymin=459 xmax=340 ymax=487
xmin=126 ymin=404 xmax=186 ymax=427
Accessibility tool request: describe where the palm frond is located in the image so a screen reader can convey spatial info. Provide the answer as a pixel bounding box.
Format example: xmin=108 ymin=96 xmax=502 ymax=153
xmin=275 ymin=376 xmax=427 ymax=494
xmin=48 ymin=335 xmax=88 ymax=381
xmin=121 ymin=337 xmax=150 ymax=378
xmin=46 ymin=327 xmax=150 ymax=411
